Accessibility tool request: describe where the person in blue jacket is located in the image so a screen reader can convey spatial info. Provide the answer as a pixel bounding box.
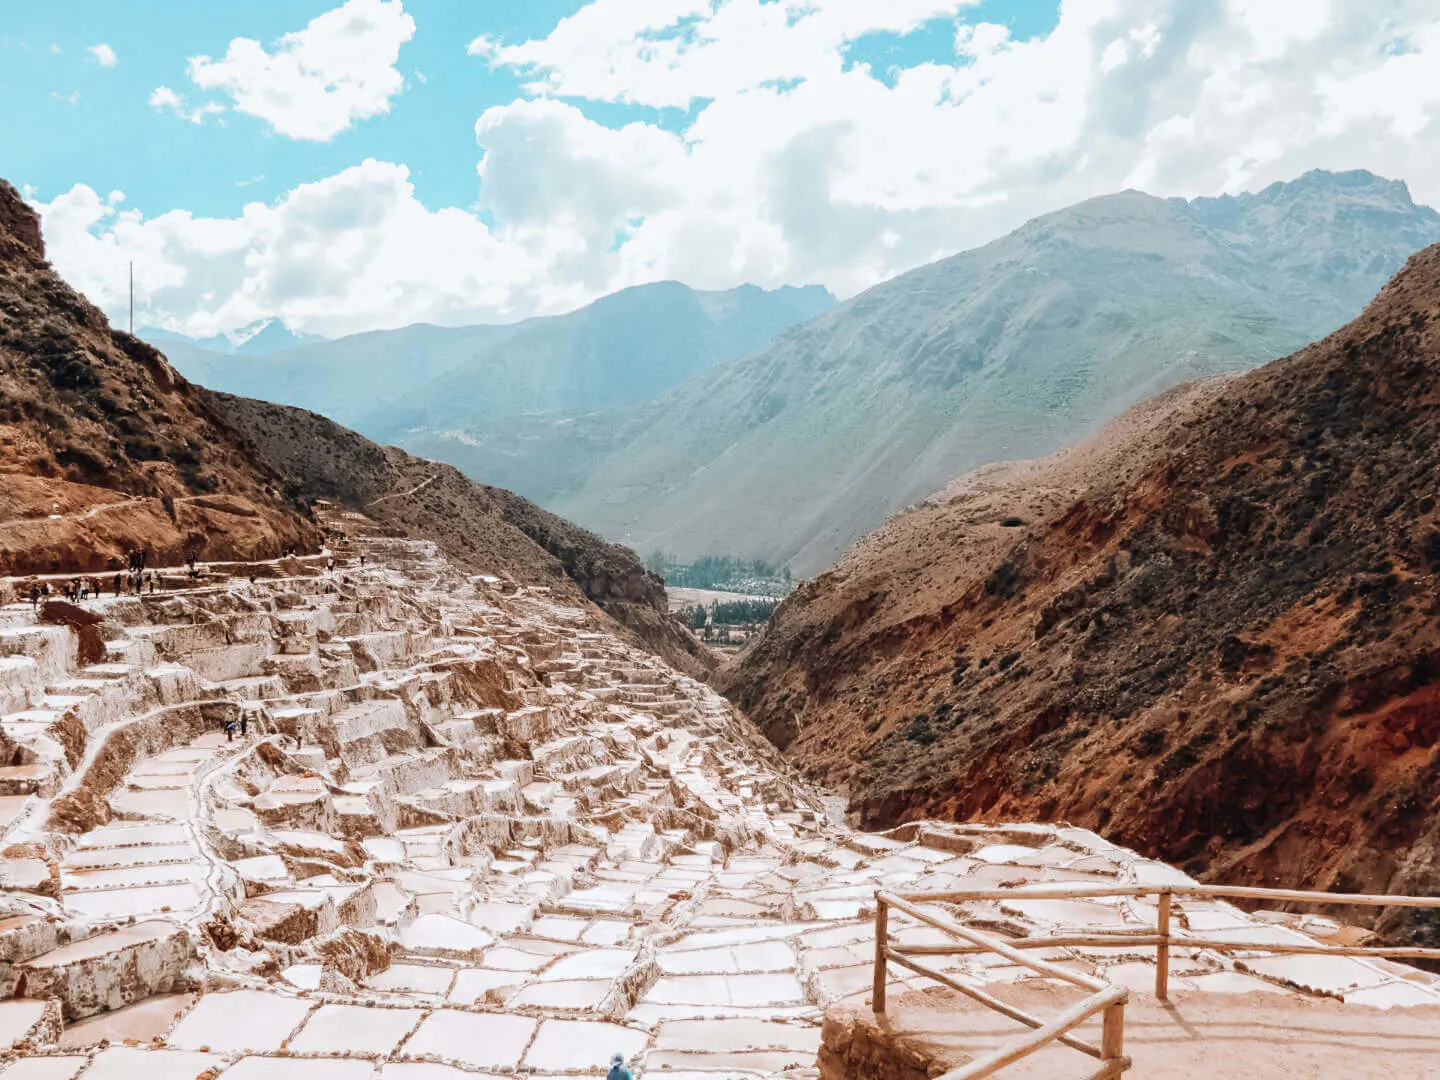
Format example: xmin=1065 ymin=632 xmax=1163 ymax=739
xmin=607 ymin=1053 xmax=632 ymax=1080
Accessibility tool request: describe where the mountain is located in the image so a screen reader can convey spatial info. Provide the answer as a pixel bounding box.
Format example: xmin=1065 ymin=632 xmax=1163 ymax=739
xmin=141 ymin=318 xmax=322 ymax=358
xmin=211 ymin=393 xmax=714 ymax=679
xmin=0 ymin=179 xmax=319 ymax=573
xmin=0 ymin=173 xmax=710 ymax=676
xmin=719 ymin=243 xmax=1440 ymax=942
xmin=146 ymin=282 xmax=837 ymax=442
xmin=537 ymin=170 xmax=1440 ymax=575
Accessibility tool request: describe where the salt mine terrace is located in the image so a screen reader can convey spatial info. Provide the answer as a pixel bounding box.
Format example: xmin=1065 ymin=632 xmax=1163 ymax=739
xmin=0 ymin=512 xmax=1436 ymax=1079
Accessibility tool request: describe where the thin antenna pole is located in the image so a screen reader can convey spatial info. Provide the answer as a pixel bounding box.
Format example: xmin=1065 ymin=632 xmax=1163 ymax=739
xmin=128 ymin=261 xmax=134 ymax=335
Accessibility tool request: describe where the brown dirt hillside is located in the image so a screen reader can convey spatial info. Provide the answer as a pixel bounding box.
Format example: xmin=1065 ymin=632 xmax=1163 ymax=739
xmin=720 ymin=244 xmax=1440 ymax=942
xmin=213 ymin=393 xmax=713 ymax=679
xmin=0 ymin=179 xmax=319 ymax=572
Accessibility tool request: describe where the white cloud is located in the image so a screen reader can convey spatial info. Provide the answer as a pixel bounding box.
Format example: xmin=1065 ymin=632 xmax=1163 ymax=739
xmin=33 ymin=162 xmax=556 ymax=338
xmin=50 ymin=90 xmax=80 ymax=106
xmin=149 ymin=86 xmax=183 ymax=110
xmin=149 ymin=85 xmax=227 ymax=125
xmin=182 ymin=0 xmax=415 ymax=141
xmin=469 ymin=0 xmax=977 ymax=109
xmin=87 ymin=43 xmax=117 ymax=67
xmin=36 ymin=0 xmax=1440 ymax=339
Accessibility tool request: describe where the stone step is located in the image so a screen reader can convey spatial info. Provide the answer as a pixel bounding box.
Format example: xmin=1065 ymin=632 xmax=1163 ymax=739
xmin=0 ymin=763 xmax=61 ymax=797
xmin=15 ymin=921 xmax=193 ymax=1020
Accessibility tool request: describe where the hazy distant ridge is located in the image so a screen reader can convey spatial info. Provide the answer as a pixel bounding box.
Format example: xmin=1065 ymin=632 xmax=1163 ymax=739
xmin=147 ymin=281 xmax=837 ymax=434
xmin=537 ymin=169 xmax=1440 ymax=574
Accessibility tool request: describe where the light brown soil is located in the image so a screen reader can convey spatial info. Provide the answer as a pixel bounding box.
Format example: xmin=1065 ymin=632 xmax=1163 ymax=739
xmin=825 ymin=985 xmax=1440 ymax=1080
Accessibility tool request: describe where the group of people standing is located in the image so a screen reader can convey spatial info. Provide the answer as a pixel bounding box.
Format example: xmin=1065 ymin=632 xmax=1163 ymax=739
xmin=123 ymin=549 xmax=157 ymax=594
xmin=20 ymin=547 xmax=194 ymax=612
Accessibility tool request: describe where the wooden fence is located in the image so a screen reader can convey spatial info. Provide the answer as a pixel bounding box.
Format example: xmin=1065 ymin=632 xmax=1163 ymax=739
xmin=874 ymin=881 xmax=1440 ymax=1078
xmin=873 ymin=891 xmax=1130 ymax=1079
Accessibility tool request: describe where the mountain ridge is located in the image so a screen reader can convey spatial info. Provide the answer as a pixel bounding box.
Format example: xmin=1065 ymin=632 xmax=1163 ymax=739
xmin=211 ymin=392 xmax=714 ymax=679
xmin=0 ymin=178 xmax=321 ymax=573
xmin=0 ymin=173 xmax=711 ymax=677
xmin=146 ymin=281 xmax=837 ymax=440
xmin=719 ymin=240 xmax=1440 ymax=942
xmin=534 ymin=169 xmax=1440 ymax=574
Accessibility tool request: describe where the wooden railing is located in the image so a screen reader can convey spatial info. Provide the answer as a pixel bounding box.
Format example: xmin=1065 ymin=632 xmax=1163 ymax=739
xmin=881 ymin=882 xmax=1440 ymax=1001
xmin=873 ymin=891 xmax=1131 ymax=1080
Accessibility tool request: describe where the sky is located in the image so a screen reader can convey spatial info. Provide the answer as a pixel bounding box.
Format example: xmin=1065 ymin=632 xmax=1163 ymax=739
xmin=3 ymin=0 xmax=1439 ymax=340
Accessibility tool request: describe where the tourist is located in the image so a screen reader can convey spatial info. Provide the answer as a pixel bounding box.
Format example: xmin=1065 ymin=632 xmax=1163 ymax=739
xmin=239 ymin=714 xmax=248 ymax=736
xmin=606 ymin=1053 xmax=632 ymax=1080
xmin=112 ymin=573 xmax=121 ymax=596
xmin=223 ymin=719 xmax=237 ymax=742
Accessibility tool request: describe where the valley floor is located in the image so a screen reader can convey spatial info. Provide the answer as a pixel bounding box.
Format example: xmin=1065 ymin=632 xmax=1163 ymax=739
xmin=0 ymin=512 xmax=1434 ymax=1077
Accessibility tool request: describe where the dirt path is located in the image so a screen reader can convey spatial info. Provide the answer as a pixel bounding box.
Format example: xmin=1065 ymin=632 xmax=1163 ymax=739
xmin=0 ymin=493 xmax=219 ymax=531
xmin=0 ymin=498 xmax=143 ymax=530
xmin=366 ymin=473 xmax=438 ymax=507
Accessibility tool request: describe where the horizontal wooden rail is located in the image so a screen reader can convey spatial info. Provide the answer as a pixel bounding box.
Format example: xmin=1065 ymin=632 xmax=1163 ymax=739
xmin=894 ymin=935 xmax=1440 ymax=960
xmin=879 ymin=891 xmax=1107 ymax=991
xmin=899 ymin=883 xmax=1440 ymax=907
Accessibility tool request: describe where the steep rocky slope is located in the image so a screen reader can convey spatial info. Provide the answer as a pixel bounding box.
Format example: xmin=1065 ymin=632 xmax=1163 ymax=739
xmin=0 ymin=180 xmax=319 ymax=574
xmin=721 ymin=244 xmax=1440 ymax=942
xmin=552 ymin=170 xmax=1440 ymax=574
xmin=213 ymin=393 xmax=713 ymax=679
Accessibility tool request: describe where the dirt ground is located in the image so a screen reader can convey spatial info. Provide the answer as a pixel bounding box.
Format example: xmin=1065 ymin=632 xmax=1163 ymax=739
xmin=832 ymin=984 xmax=1440 ymax=1079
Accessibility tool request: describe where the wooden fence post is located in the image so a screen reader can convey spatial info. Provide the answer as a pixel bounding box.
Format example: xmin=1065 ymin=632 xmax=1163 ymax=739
xmin=1101 ymin=1000 xmax=1125 ymax=1074
xmin=873 ymin=894 xmax=889 ymax=1015
xmin=1155 ymin=891 xmax=1172 ymax=1001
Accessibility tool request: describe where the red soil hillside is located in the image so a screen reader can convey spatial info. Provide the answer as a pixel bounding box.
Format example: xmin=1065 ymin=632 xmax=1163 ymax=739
xmin=720 ymin=244 xmax=1440 ymax=942
xmin=0 ymin=179 xmax=319 ymax=572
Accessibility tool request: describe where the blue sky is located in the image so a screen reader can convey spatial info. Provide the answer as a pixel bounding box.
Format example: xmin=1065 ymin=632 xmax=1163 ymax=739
xmin=2 ymin=1 xmax=1061 ymax=219
xmin=3 ymin=0 xmax=1436 ymax=338
xmin=3 ymin=2 xmax=595 ymax=216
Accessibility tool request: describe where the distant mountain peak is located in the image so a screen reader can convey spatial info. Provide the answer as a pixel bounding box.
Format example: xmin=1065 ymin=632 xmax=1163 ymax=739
xmin=139 ymin=317 xmax=323 ymax=358
xmin=231 ymin=318 xmax=322 ymax=357
xmin=1206 ymin=168 xmax=1422 ymax=214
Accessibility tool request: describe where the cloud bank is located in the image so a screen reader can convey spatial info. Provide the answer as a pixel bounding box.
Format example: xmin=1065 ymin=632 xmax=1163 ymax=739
xmin=39 ymin=0 xmax=1440 ymax=338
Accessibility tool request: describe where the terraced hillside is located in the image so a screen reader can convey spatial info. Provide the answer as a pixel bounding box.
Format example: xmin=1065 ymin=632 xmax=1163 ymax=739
xmin=0 ymin=515 xmax=1436 ymax=1075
